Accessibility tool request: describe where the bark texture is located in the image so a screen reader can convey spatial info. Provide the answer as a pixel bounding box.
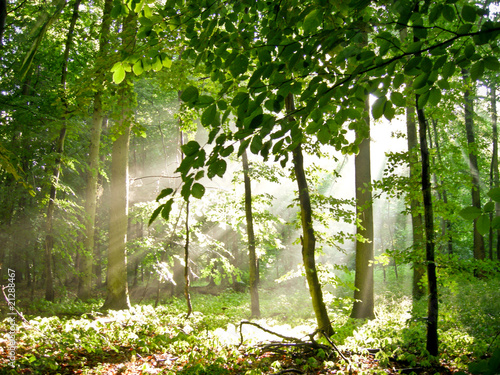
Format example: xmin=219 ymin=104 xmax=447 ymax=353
xmin=286 ymin=93 xmax=333 ymax=336
xmin=242 ymin=150 xmax=260 ymax=318
xmin=416 ymin=100 xmax=439 ymax=357
xmin=351 ymin=99 xmax=374 ymax=320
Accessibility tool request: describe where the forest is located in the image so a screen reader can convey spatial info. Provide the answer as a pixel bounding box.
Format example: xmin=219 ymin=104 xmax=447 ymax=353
xmin=1 ymin=0 xmax=500 ymax=373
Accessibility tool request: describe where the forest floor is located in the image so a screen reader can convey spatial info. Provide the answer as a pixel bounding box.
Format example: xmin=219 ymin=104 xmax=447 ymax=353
xmin=0 ymin=266 xmax=499 ymax=374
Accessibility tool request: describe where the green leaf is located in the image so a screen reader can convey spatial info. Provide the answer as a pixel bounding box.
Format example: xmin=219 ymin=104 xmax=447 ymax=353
xmin=372 ymin=96 xmax=386 ymax=119
xmin=182 ymin=141 xmax=200 ymax=156
xmin=303 ymin=9 xmax=322 ymax=34
xmin=391 ymin=92 xmax=405 ymax=107
xmin=112 ymin=64 xmax=126 ymax=84
xmin=230 ymin=54 xmax=249 ymax=78
xmin=492 ymin=216 xmax=500 ymax=229
xmin=156 ymin=188 xmax=174 ymax=202
xmin=417 ymin=92 xmax=429 ymax=109
xmin=459 ymin=206 xmax=482 ymax=220
xmin=477 ymin=214 xmax=490 ymax=236
xmin=201 ymin=104 xmax=217 ymax=127
xmin=133 ymin=60 xmax=143 ymax=76
xmin=180 ymin=86 xmax=199 ymax=102
xmin=220 ymin=145 xmax=234 ymax=157
xmin=208 ymin=159 xmax=227 ymax=178
xmin=149 ymin=205 xmax=163 ymax=226
xmin=161 ymin=199 xmax=174 ymax=221
xmin=441 ymin=62 xmax=456 ymax=79
xmin=442 ymin=5 xmax=455 ymax=22
xmin=413 ymin=73 xmax=429 ymax=90
xmin=250 ymin=114 xmax=264 ymax=129
xmin=427 ymin=88 xmax=442 ymax=106
xmin=488 ymin=187 xmax=500 ymax=202
xmin=464 ymin=44 xmax=475 ymax=59
xmin=470 ymin=60 xmax=484 ymax=81
xmin=238 ymin=138 xmax=251 ymax=156
xmin=484 ymin=201 xmax=495 ymax=213
xmin=250 ymin=135 xmax=263 ymax=154
xmin=393 ymin=74 xmax=405 ymax=89
xmin=383 ymin=101 xmax=395 ymax=121
xmin=461 ymin=5 xmax=477 ymax=23
xmin=191 ymin=183 xmax=205 ymax=199
xmin=484 ymin=56 xmax=500 ymax=71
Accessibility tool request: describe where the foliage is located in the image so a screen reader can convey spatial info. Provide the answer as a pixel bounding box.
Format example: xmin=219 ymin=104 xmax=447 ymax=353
xmin=1 ymin=269 xmax=498 ymax=374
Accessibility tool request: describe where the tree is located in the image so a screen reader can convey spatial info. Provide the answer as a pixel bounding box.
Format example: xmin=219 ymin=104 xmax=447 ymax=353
xmin=78 ymin=0 xmax=113 ymax=301
xmin=463 ymin=70 xmax=486 ymax=260
xmin=416 ymin=100 xmax=439 ymax=357
xmin=44 ymin=0 xmax=82 ymax=301
xmin=489 ymin=83 xmax=499 ymax=259
xmin=406 ymin=106 xmax=426 ymax=300
xmin=102 ymin=10 xmax=137 ymax=311
xmin=351 ymin=99 xmax=374 ymax=320
xmin=242 ymin=149 xmax=260 ymax=318
xmin=287 ymin=93 xmax=333 ymax=336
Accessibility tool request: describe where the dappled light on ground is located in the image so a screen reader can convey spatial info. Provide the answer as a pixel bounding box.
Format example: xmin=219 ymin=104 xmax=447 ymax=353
xmin=1 ymin=273 xmax=498 ymax=374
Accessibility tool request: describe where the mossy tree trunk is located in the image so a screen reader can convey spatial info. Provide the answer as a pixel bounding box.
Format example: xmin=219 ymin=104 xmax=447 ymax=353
xmin=242 ymin=149 xmax=260 ymax=318
xmin=286 ymin=93 xmax=334 ymax=336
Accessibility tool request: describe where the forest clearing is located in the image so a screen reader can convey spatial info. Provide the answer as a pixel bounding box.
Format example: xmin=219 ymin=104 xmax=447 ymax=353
xmin=1 ymin=0 xmax=500 ymax=373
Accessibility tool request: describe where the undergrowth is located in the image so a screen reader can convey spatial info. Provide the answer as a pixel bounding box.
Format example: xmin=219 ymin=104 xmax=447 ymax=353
xmin=0 ymin=267 xmax=498 ymax=374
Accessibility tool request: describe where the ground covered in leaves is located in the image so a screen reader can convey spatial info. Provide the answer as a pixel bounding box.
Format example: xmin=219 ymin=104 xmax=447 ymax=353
xmin=1 ymin=267 xmax=499 ymax=374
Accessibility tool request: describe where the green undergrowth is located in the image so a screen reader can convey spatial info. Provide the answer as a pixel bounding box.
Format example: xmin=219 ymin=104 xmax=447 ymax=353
xmin=0 ymin=270 xmax=498 ymax=374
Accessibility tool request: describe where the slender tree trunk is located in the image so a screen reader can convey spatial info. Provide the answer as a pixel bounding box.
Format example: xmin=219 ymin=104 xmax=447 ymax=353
xmin=102 ymin=11 xmax=136 ymax=311
xmin=78 ymin=0 xmax=112 ymax=301
xmin=463 ymin=70 xmax=485 ymax=260
xmin=44 ymin=0 xmax=81 ymax=301
xmin=406 ymin=106 xmax=426 ymax=300
xmin=351 ymin=98 xmax=374 ymax=320
xmin=489 ymin=84 xmax=499 ymax=260
xmin=286 ymin=93 xmax=333 ymax=336
xmin=416 ymin=100 xmax=439 ymax=357
xmin=179 ymin=131 xmax=192 ymax=317
xmin=242 ymin=149 xmax=260 ymax=318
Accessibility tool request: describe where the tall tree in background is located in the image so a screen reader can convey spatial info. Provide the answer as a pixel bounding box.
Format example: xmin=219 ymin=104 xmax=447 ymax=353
xmin=406 ymin=106 xmax=426 ymax=300
xmin=78 ymin=0 xmax=113 ymax=301
xmin=463 ymin=70 xmax=485 ymax=260
xmin=351 ymin=99 xmax=374 ymax=320
xmin=489 ymin=83 xmax=499 ymax=259
xmin=102 ymin=10 xmax=137 ymax=311
xmin=44 ymin=0 xmax=81 ymax=301
xmin=242 ymin=149 xmax=260 ymax=318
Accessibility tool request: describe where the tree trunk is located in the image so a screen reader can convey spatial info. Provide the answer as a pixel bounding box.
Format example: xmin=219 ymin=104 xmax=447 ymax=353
xmin=102 ymin=124 xmax=131 ymax=310
xmin=351 ymin=98 xmax=375 ymax=320
xmin=179 ymin=131 xmax=193 ymax=317
xmin=242 ymin=149 xmax=260 ymax=318
xmin=78 ymin=0 xmax=112 ymax=301
xmin=489 ymin=84 xmax=499 ymax=260
xmin=406 ymin=106 xmax=426 ymax=300
xmin=463 ymin=70 xmax=485 ymax=260
xmin=44 ymin=0 xmax=81 ymax=301
xmin=416 ymin=99 xmax=439 ymax=357
xmin=102 ymin=11 xmax=136 ymax=311
xmin=286 ymin=93 xmax=333 ymax=336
